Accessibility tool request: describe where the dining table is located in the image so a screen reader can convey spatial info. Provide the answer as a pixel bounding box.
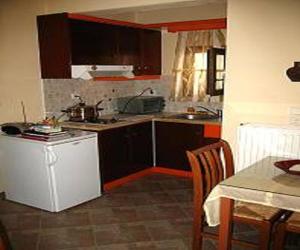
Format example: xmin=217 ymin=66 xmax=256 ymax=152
xmin=203 ymin=156 xmax=300 ymax=250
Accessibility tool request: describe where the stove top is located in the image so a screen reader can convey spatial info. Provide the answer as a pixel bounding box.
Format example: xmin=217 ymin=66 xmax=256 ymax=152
xmin=69 ymin=117 xmax=124 ymax=124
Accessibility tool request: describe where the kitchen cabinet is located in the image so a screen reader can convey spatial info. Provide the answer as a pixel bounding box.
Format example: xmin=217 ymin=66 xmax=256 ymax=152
xmin=98 ymin=122 xmax=152 ymax=183
xmin=116 ymin=26 xmax=141 ymax=66
xmin=70 ymin=19 xmax=118 ymax=65
xmin=37 ymin=13 xmax=71 ymax=78
xmin=155 ymin=121 xmax=219 ymax=171
xmin=37 ymin=13 xmax=161 ymax=79
xmin=139 ymin=29 xmax=162 ymax=75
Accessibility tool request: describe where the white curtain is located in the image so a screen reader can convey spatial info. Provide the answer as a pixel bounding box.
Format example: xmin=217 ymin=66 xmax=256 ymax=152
xmin=171 ymin=29 xmax=226 ymax=102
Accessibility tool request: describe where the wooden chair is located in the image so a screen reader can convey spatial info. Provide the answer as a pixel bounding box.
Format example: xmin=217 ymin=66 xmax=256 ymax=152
xmin=186 ymin=140 xmax=284 ymax=250
xmin=273 ymin=212 xmax=300 ymax=249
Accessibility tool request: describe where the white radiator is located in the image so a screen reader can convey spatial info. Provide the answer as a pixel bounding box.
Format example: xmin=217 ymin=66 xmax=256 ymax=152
xmin=236 ymin=123 xmax=300 ymax=173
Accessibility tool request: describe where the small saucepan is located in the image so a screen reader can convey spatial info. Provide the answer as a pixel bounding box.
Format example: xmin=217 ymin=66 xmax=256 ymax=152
xmin=62 ymin=99 xmax=104 ymax=122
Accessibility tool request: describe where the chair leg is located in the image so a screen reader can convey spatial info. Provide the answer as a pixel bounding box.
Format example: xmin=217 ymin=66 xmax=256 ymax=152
xmin=193 ymin=221 xmax=203 ymax=250
xmin=273 ymin=223 xmax=286 ymax=250
xmin=192 ymin=202 xmax=205 ymax=250
xmin=259 ymin=222 xmax=272 ymax=250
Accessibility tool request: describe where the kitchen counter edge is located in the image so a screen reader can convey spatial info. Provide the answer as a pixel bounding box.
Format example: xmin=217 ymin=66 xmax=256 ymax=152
xmin=62 ymin=115 xmax=222 ymax=132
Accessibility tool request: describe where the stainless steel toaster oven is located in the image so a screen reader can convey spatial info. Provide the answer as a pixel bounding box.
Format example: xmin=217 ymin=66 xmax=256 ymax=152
xmin=117 ymin=96 xmax=165 ymax=114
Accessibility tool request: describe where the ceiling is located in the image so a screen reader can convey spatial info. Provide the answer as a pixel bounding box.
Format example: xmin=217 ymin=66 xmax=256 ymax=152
xmin=80 ymin=0 xmax=226 ymax=23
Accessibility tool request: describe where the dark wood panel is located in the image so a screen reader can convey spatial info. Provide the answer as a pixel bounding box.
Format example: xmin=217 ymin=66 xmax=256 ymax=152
xmin=37 ymin=13 xmax=71 ymax=78
xmin=70 ymin=19 xmax=118 ymax=65
xmin=37 ymin=13 xmax=162 ymax=78
xmin=127 ymin=122 xmax=153 ymax=172
xmin=98 ymin=122 xmax=152 ymax=184
xmin=98 ymin=126 xmax=130 ymax=183
xmin=155 ymin=121 xmax=217 ymax=171
xmin=116 ymin=26 xmax=140 ymax=66
xmin=140 ymin=29 xmax=161 ymax=75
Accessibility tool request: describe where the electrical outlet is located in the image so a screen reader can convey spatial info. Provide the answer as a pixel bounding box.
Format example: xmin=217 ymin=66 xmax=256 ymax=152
xmin=150 ymin=89 xmax=156 ymax=95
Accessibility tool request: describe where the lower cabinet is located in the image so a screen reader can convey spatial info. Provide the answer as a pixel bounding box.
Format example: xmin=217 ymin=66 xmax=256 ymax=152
xmin=98 ymin=122 xmax=153 ymax=184
xmin=155 ymin=121 xmax=219 ymax=171
xmin=89 ymin=120 xmax=219 ymax=185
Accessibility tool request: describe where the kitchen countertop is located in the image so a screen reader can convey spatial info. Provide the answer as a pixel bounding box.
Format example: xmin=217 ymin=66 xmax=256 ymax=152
xmin=62 ymin=112 xmax=222 ymax=132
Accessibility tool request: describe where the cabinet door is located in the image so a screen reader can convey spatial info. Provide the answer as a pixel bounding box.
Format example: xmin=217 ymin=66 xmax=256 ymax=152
xmin=37 ymin=13 xmax=72 ymax=78
xmin=98 ymin=127 xmax=131 ymax=183
xmin=116 ymin=26 xmax=140 ymax=66
xmin=138 ymin=29 xmax=161 ymax=75
xmin=127 ymin=122 xmax=153 ymax=172
xmin=70 ymin=20 xmax=118 ymax=65
xmin=155 ymin=122 xmax=206 ymax=171
xmin=98 ymin=122 xmax=153 ymax=184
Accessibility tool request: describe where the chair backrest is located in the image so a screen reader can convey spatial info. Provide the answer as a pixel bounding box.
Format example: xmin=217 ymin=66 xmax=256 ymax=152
xmin=186 ymin=140 xmax=234 ymax=206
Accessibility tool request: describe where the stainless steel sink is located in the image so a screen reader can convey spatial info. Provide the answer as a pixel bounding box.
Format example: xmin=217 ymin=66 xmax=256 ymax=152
xmin=169 ymin=113 xmax=219 ymax=120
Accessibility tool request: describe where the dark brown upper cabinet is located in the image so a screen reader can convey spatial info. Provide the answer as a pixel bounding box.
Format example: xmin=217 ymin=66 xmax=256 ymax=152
xmin=139 ymin=29 xmax=162 ymax=75
xmin=70 ymin=19 xmax=119 ymax=65
xmin=36 ymin=13 xmax=161 ymax=79
xmin=37 ymin=13 xmax=72 ymax=79
xmin=207 ymin=47 xmax=226 ymax=96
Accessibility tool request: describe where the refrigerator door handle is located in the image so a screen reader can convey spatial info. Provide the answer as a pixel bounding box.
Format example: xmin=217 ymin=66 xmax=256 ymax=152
xmin=46 ymin=147 xmax=58 ymax=166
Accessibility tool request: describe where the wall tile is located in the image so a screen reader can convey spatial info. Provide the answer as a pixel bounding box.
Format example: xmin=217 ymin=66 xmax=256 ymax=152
xmin=43 ymin=76 xmax=222 ymax=119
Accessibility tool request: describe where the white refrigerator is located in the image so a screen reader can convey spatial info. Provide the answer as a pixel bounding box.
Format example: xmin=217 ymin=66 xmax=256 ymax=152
xmin=0 ymin=130 xmax=101 ymax=212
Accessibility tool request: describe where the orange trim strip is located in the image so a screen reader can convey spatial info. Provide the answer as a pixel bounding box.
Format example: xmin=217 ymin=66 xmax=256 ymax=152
xmin=151 ymin=167 xmax=193 ymax=178
xmin=145 ymin=18 xmax=227 ymax=32
xmin=103 ymin=168 xmax=153 ymax=191
xmin=204 ymin=124 xmax=222 ymax=138
xmin=68 ymin=13 xmax=226 ymax=32
xmin=68 ymin=13 xmax=144 ymax=28
xmin=103 ymin=166 xmax=193 ymax=191
xmin=94 ymin=75 xmax=161 ymax=81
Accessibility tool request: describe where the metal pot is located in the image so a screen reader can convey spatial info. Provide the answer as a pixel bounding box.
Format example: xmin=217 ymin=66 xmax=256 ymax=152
xmin=62 ymin=100 xmax=104 ymax=122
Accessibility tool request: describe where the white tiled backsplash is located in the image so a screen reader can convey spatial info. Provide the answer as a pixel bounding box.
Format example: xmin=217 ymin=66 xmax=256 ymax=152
xmin=43 ymin=76 xmax=222 ymax=119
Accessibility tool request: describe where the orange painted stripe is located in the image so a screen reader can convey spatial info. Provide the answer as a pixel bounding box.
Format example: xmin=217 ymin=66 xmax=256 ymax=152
xmin=204 ymin=124 xmax=221 ymax=138
xmin=150 ymin=167 xmax=193 ymax=178
xmin=103 ymin=166 xmax=193 ymax=191
xmin=145 ymin=18 xmax=227 ymax=32
xmin=68 ymin=13 xmax=144 ymax=28
xmin=68 ymin=13 xmax=226 ymax=33
xmin=93 ymin=75 xmax=160 ymax=81
xmin=103 ymin=168 xmax=153 ymax=191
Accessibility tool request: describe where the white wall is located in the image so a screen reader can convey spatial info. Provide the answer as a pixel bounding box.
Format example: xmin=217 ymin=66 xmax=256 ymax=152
xmin=0 ymin=0 xmax=46 ymax=124
xmin=223 ymin=0 xmax=300 ymax=152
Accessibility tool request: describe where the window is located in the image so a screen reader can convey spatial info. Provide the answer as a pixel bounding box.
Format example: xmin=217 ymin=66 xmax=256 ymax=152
xmin=207 ymin=47 xmax=226 ymax=96
xmin=171 ymin=30 xmax=226 ymax=102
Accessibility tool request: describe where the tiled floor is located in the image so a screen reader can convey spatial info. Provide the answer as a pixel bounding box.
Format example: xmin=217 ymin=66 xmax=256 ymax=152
xmin=0 ymin=174 xmax=299 ymax=250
